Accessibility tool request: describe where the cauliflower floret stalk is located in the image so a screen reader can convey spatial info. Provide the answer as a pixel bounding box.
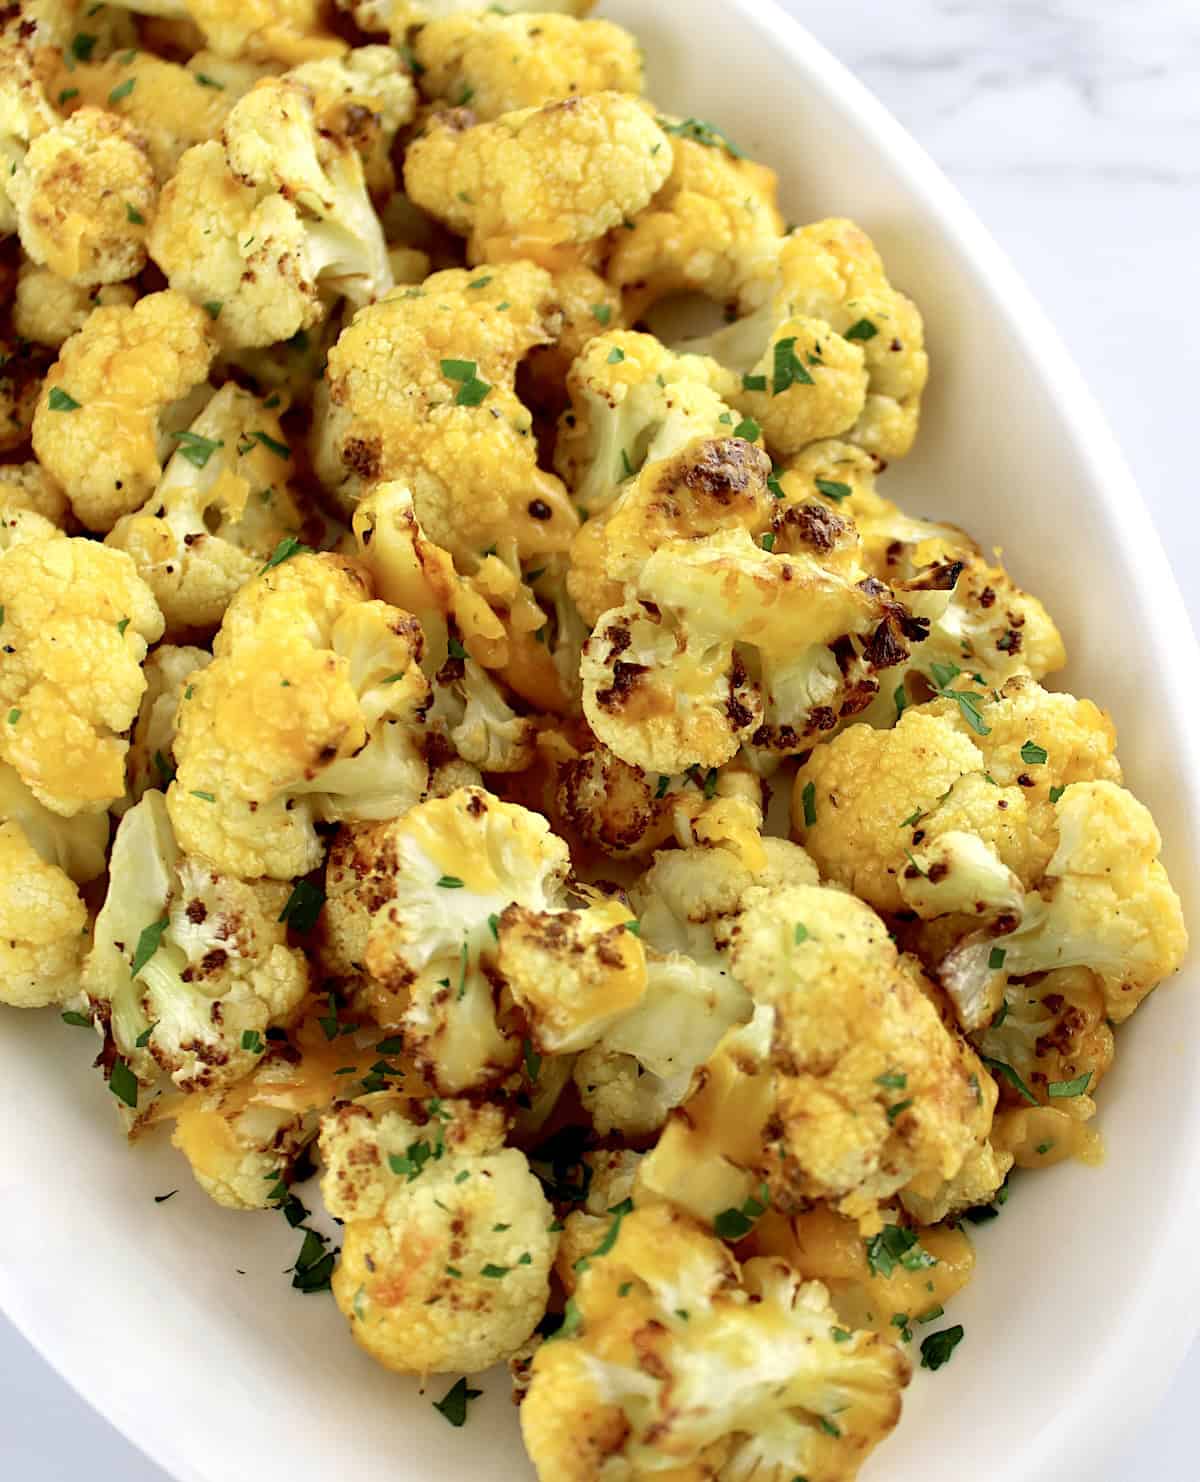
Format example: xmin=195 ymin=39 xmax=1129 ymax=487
xmin=607 ymin=112 xmax=786 ymax=323
xmin=32 ymin=290 xmax=217 ymax=532
xmin=403 ymin=93 xmax=672 ymax=260
xmin=320 ymin=1094 xmax=557 ymax=1374
xmin=167 ymin=551 xmax=433 ymax=880
xmin=413 ymin=12 xmax=642 ymax=122
xmin=8 ymin=107 xmax=156 ymax=285
xmin=554 ymin=329 xmax=743 ymax=521
xmin=0 ymin=535 xmax=164 ymax=814
xmin=119 ymin=645 xmax=211 ymax=812
xmin=335 ymin=787 xmax=572 ymax=1090
xmin=521 ymin=1202 xmax=910 ymax=1482
xmin=0 ymin=761 xmax=109 ymax=884
xmin=678 ymin=219 xmax=929 ymax=462
xmin=106 ymin=383 xmax=311 ymax=638
xmin=335 ymin=0 xmax=594 ymax=47
xmin=313 ymin=263 xmax=579 ymax=556
xmin=940 ymin=781 xmax=1187 ymax=1033
xmin=82 ymin=791 xmax=309 ymax=1119
xmin=149 ymin=76 xmax=393 ymax=352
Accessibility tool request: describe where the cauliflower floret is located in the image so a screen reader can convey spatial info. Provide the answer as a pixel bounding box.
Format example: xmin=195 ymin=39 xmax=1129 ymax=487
xmin=0 ymin=760 xmax=109 ymax=882
xmin=321 ymin=1094 xmax=556 ymax=1374
xmin=106 ymin=383 xmax=310 ymax=636
xmin=608 ymin=117 xmax=786 ymax=320
xmin=149 ymin=76 xmax=392 ymax=351
xmin=8 ymin=107 xmax=156 ymax=284
xmin=96 ymin=0 xmax=344 ymax=65
xmin=83 ymin=790 xmax=309 ymax=1108
xmin=554 ymin=330 xmax=747 ymax=521
xmin=941 ymin=781 xmax=1187 ymax=1029
xmin=168 ymin=551 xmax=432 ymax=879
xmin=121 ymin=644 xmax=211 ymax=808
xmin=343 ymin=787 xmax=571 ymax=1089
xmin=413 ymin=12 xmax=641 ymax=121
xmin=522 ymin=260 xmax=624 ymax=414
xmin=0 ymin=333 xmax=50 ymax=453
xmin=33 ymin=290 xmax=216 ymax=531
xmin=0 ymin=35 xmax=60 ymax=237
xmin=682 ymin=220 xmax=929 ymax=461
xmin=284 ymin=47 xmax=417 ymax=200
xmin=14 ymin=262 xmax=137 ymax=349
xmin=0 ymin=535 xmax=163 ymax=814
xmin=314 ymin=263 xmax=578 ymax=557
xmin=728 ymin=885 xmax=995 ymax=1226
xmin=336 ymin=0 xmax=593 ymax=46
xmin=792 ymin=683 xmax=1122 ymax=916
xmin=0 ymin=458 xmax=70 ymax=528
xmin=0 ymin=818 xmax=89 ymax=1007
xmin=51 ymin=49 xmax=261 ymax=179
xmin=434 ymin=657 xmax=539 ymax=773
xmin=521 ymin=1202 xmax=909 ymax=1482
xmin=404 ymin=93 xmax=672 ymax=257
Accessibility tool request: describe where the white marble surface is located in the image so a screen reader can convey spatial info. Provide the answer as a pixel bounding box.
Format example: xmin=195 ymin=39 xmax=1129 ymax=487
xmin=3 ymin=0 xmax=1198 ymax=1476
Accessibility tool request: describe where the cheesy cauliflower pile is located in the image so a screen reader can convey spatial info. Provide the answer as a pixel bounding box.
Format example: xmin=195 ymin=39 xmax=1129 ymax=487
xmin=0 ymin=5 xmax=1188 ymax=1480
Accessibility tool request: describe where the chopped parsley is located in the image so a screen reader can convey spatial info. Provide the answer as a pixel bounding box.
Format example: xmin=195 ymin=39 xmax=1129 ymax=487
xmin=917 ymin=1304 xmax=945 ymax=1324
xmin=1049 ymin=784 xmax=1067 ymax=803
xmin=772 ymin=336 xmax=815 ymax=394
xmin=189 ymin=789 xmax=216 ymax=803
xmin=109 ymin=1057 xmax=138 ymax=1109
xmin=116 ymin=617 xmax=130 ymax=636
xmin=864 ymin=1225 xmax=937 ymax=1279
xmin=891 ymin=1312 xmax=913 ymax=1343
xmin=818 ymin=1417 xmax=841 ymax=1439
xmin=793 ymin=922 xmax=809 ymax=945
xmin=607 ymin=346 xmax=626 ymax=364
xmin=6 ymin=708 xmax=18 ymax=725
xmin=172 ymin=429 xmax=223 ymax=469
xmin=125 ymin=202 xmax=144 ymax=225
xmin=194 ymin=72 xmax=224 ymax=89
xmin=875 ymin=1071 xmax=907 ymax=1090
xmin=1020 ymin=739 xmax=1048 ymax=766
xmin=437 ymin=875 xmax=465 ymax=889
xmin=742 ymin=372 xmax=768 ymax=392
xmin=440 ymin=358 xmax=492 ymax=406
xmin=713 ymin=1184 xmax=769 ymax=1241
xmin=844 ymin=318 xmax=878 ymax=342
xmin=899 ymin=807 xmax=924 ymax=828
xmin=800 ymin=779 xmax=817 ymax=828
xmin=278 ymin=879 xmax=325 ymax=933
xmin=590 ymin=303 xmax=612 ymax=325
xmin=980 ymin=1055 xmax=1039 ymax=1106
xmin=291 ymin=1228 xmax=335 ymax=1293
xmin=134 ymin=1022 xmax=156 ymax=1048
xmin=69 ymin=32 xmax=98 ymax=63
xmin=575 ymin=1198 xmax=634 ymax=1271
xmin=58 ymin=87 xmax=80 ymax=105
xmin=760 ymin=532 xmax=775 ymax=552
xmin=886 ymin=1099 xmax=913 ymax=1123
xmin=447 ymin=637 xmax=469 ymax=660
xmin=919 ymin=1324 xmax=964 ymax=1371
xmin=250 ymin=429 xmax=291 ymax=459
xmin=732 ymin=416 xmax=760 ymax=441
xmin=832 ymin=1327 xmax=853 ymax=1343
xmin=523 ymin=1037 xmax=541 ymax=1084
xmin=894 ymin=683 xmax=909 ymax=718
xmin=130 ymin=916 xmax=169 ymax=978
xmin=1048 ymin=1071 xmax=1092 ymax=1099
xmin=108 ymin=78 xmax=136 ymax=105
xmin=241 ymin=1029 xmax=264 ymax=1053
xmin=61 ymin=1010 xmax=92 ymax=1027
xmin=655 ymin=115 xmax=744 ymax=158
xmin=261 ymin=536 xmax=312 ymax=572
xmin=655 ymin=774 xmax=671 ymax=799
xmin=468 ymin=275 xmax=492 ymax=290
xmin=48 ymin=388 xmax=81 ymax=412
xmin=988 ymin=946 xmax=1007 ymax=971
xmin=814 ymin=478 xmax=852 ymax=501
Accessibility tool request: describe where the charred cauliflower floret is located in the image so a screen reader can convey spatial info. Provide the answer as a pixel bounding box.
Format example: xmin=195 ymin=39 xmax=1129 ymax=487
xmin=413 ymin=12 xmax=641 ymax=121
xmin=8 ymin=107 xmax=156 ymax=285
xmin=121 ymin=644 xmax=211 ymax=809
xmin=404 ymin=93 xmax=672 ymax=258
xmin=168 ymin=551 xmax=431 ymax=879
xmin=14 ymin=262 xmax=137 ymax=348
xmin=682 ymin=220 xmax=929 ymax=461
xmin=321 ymin=1094 xmax=556 ymax=1374
xmin=83 ymin=790 xmax=309 ymax=1109
xmin=608 ymin=118 xmax=786 ymax=320
xmin=149 ymin=75 xmax=392 ymax=351
xmin=314 ymin=263 xmax=578 ymax=556
xmin=521 ymin=1202 xmax=909 ymax=1482
xmin=106 ymin=383 xmax=309 ymax=637
xmin=331 ymin=787 xmax=571 ymax=1089
xmin=554 ymin=329 xmax=744 ymax=522
xmin=0 ymin=535 xmax=163 ymax=814
xmin=32 ymin=290 xmax=216 ymax=531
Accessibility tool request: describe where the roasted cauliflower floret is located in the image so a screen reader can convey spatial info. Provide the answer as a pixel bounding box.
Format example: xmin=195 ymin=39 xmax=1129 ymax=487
xmin=340 ymin=787 xmax=571 ymax=1088
xmin=0 ymin=816 xmax=89 ymax=1007
xmin=14 ymin=262 xmax=137 ymax=348
xmin=9 ymin=107 xmax=156 ymax=284
xmin=149 ymin=76 xmax=392 ymax=351
xmin=413 ymin=12 xmax=641 ymax=121
xmin=106 ymin=383 xmax=309 ymax=636
xmin=0 ymin=35 xmax=59 ymax=237
xmin=682 ymin=220 xmax=929 ymax=461
xmin=0 ymin=458 xmax=70 ymax=528
xmin=336 ymin=0 xmax=594 ymax=46
xmin=83 ymin=790 xmax=309 ymax=1108
xmin=121 ymin=644 xmax=211 ymax=809
xmin=0 ymin=333 xmax=49 ymax=452
xmin=404 ymin=93 xmax=672 ymax=257
xmin=32 ymin=290 xmax=216 ymax=531
xmin=168 ymin=551 xmax=431 ymax=879
xmin=321 ymin=1095 xmax=556 ymax=1374
xmin=0 ymin=535 xmax=163 ymax=814
xmin=608 ymin=118 xmax=786 ymax=320
xmin=522 ymin=1202 xmax=909 ymax=1482
xmin=97 ymin=0 xmax=345 ymax=66
xmin=314 ymin=263 xmax=578 ymax=556
xmin=554 ymin=330 xmax=745 ymax=522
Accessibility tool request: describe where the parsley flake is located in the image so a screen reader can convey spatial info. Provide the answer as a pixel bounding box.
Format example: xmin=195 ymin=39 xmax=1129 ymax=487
xmin=437 ymin=875 xmax=465 ymax=889
xmin=48 ymin=388 xmax=81 ymax=412
xmin=125 ymin=202 xmax=144 ymax=225
xmin=108 ymin=78 xmax=135 ymax=105
xmin=278 ymin=879 xmax=325 ymax=933
xmin=814 ymin=478 xmax=852 ymax=501
xmin=772 ymin=336 xmax=815 ymax=394
xmin=864 ymin=1225 xmax=937 ymax=1279
xmin=61 ymin=1010 xmax=92 ymax=1027
xmin=172 ymin=429 xmax=223 ymax=469
xmin=793 ymin=922 xmax=808 ymax=945
xmin=844 ymin=318 xmax=878 ymax=342
xmin=1048 ymin=1071 xmax=1092 ymax=1099
xmin=655 ymin=115 xmax=744 ymax=157
xmin=130 ymin=916 xmax=169 ymax=978
xmin=713 ymin=1184 xmax=769 ymax=1241
xmin=732 ymin=416 xmax=760 ymax=441
xmin=988 ymin=946 xmax=1007 ymax=970
xmin=920 ymin=1324 xmax=964 ymax=1371
xmin=980 ymin=1055 xmax=1039 ymax=1106
xmin=261 ymin=536 xmax=311 ymax=572
xmin=590 ymin=303 xmax=612 ymax=325
xmin=109 ymin=1057 xmax=138 ymax=1109
xmin=801 ymin=780 xmax=817 ymax=827
xmin=1020 ymin=739 xmax=1048 ymax=765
